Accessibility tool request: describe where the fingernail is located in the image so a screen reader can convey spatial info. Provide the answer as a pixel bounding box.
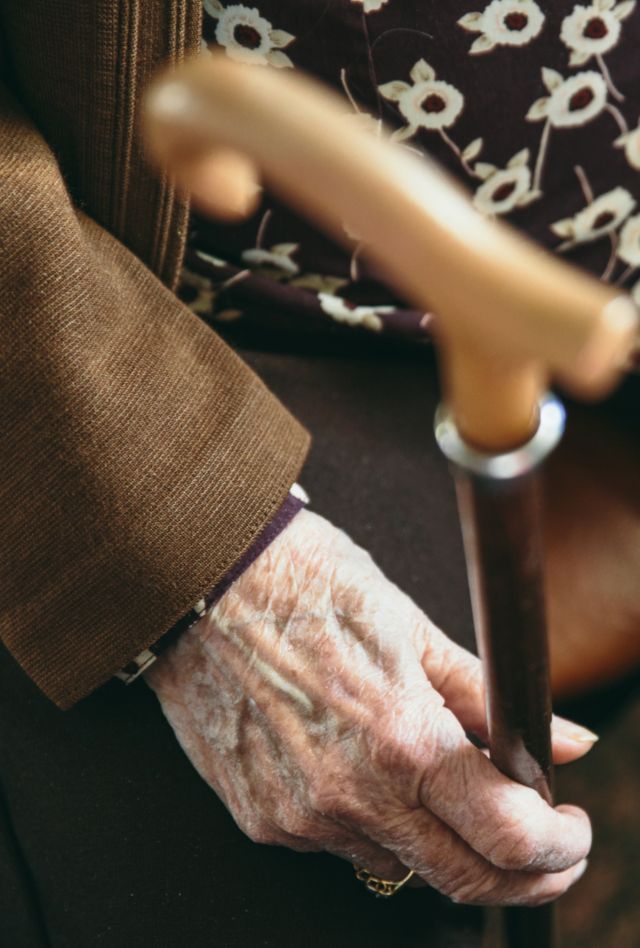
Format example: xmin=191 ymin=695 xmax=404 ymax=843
xmin=554 ymin=717 xmax=599 ymax=745
xmin=573 ymin=858 xmax=589 ymax=883
xmin=568 ymin=726 xmax=599 ymax=745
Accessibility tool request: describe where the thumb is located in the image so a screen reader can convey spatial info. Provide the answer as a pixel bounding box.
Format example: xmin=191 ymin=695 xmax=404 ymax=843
xmin=419 ymin=619 xmax=598 ymax=764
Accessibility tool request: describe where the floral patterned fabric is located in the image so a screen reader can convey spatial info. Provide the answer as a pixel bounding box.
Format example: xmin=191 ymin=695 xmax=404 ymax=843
xmin=180 ymin=0 xmax=640 ymax=354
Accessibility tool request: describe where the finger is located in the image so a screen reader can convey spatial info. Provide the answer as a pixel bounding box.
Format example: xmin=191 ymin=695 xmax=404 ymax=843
xmin=418 ymin=620 xmax=488 ymax=738
xmin=360 ymin=803 xmax=588 ymax=907
xmin=419 ymin=621 xmax=598 ymax=762
xmin=418 ymin=705 xmax=592 ymax=874
xmin=273 ymin=817 xmax=425 ymax=889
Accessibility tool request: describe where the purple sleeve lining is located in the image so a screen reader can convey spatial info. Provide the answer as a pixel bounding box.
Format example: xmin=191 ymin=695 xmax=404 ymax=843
xmin=117 ymin=488 xmax=306 ymax=680
xmin=203 ymin=489 xmax=306 ymax=614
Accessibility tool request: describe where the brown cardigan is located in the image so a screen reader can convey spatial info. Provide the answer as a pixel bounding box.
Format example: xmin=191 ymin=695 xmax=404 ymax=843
xmin=0 ymin=0 xmax=310 ymax=709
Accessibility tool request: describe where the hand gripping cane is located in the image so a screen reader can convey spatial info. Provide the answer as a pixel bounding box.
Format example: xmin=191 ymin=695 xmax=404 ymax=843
xmin=143 ymin=54 xmax=639 ymax=948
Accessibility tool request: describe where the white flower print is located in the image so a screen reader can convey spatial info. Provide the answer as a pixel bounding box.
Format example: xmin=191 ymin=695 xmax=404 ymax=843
xmin=290 ymin=273 xmax=349 ymax=294
xmin=203 ymin=1 xmax=295 ymax=68
xmin=181 ymin=267 xmax=245 ymax=322
xmin=350 ymin=0 xmax=390 ymax=12
xmin=526 ymin=69 xmax=610 ymax=193
xmin=614 ymin=121 xmax=640 ymax=170
xmin=240 ymin=210 xmax=299 ymax=281
xmin=242 ymin=243 xmax=300 ymax=274
xmin=473 ymin=149 xmax=541 ymax=215
xmin=458 ymin=0 xmax=545 ymax=55
xmin=317 ymin=293 xmax=395 ymax=332
xmin=527 ymin=68 xmax=608 ymax=128
xmin=195 ymin=249 xmax=230 ymax=269
xmin=550 ymin=186 xmax=635 ymax=251
xmin=379 ymin=59 xmax=464 ymax=144
xmin=617 ymin=214 xmax=640 ymax=266
xmin=190 ymin=250 xmax=251 ymax=313
xmin=560 ymin=1 xmax=635 ymax=102
xmin=181 ymin=269 xmax=216 ymax=317
xmin=339 ymin=68 xmax=383 ymax=142
xmin=560 ymin=1 xmax=634 ymax=65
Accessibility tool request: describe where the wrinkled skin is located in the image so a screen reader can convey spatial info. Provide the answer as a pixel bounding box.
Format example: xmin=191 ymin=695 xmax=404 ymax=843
xmin=146 ymin=510 xmax=595 ymax=907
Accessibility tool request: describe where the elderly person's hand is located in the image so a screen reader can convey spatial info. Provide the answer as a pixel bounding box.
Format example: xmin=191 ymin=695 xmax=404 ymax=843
xmin=145 ymin=510 xmax=595 ymax=907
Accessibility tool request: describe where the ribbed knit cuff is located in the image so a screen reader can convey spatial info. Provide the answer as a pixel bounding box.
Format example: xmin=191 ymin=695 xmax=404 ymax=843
xmin=115 ymin=483 xmax=309 ymax=684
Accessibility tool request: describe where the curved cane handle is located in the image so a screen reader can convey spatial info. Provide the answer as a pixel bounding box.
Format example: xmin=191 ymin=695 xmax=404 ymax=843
xmin=143 ymin=54 xmax=638 ymax=447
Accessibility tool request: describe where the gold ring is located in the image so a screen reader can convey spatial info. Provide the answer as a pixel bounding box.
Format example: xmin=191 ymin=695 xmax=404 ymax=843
xmin=354 ymin=865 xmax=415 ymax=897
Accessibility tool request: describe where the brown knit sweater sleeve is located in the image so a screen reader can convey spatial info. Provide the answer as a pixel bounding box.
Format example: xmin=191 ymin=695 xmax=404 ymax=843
xmin=0 ymin=83 xmax=310 ymax=709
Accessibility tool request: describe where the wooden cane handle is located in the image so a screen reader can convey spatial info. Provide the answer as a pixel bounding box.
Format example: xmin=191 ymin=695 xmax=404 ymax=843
xmin=143 ymin=54 xmax=638 ymax=446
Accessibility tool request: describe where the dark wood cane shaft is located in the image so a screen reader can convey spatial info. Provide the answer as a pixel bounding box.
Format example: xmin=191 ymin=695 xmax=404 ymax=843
xmin=453 ymin=469 xmax=556 ymax=948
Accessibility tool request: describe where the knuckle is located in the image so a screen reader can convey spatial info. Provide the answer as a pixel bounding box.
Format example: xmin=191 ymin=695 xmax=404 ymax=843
xmin=240 ymin=817 xmax=279 ymax=846
xmin=315 ymin=790 xmax=362 ymax=826
xmin=307 ymin=776 xmax=361 ymax=825
xmin=305 ymin=775 xmax=331 ymax=814
xmin=493 ymin=834 xmax=539 ymax=872
xmin=442 ymin=864 xmax=499 ymax=906
xmin=484 ymin=815 xmax=540 ymax=871
xmin=279 ymin=809 xmax=318 ymax=841
xmin=371 ymin=733 xmax=407 ymax=773
xmin=367 ymin=716 xmax=423 ymax=781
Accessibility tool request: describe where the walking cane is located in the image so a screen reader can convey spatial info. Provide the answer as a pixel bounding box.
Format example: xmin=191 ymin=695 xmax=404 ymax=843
xmin=143 ymin=54 xmax=638 ymax=948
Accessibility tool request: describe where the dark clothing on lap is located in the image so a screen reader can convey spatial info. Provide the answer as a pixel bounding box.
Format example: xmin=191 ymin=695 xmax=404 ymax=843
xmin=0 ymin=348 xmax=481 ymax=948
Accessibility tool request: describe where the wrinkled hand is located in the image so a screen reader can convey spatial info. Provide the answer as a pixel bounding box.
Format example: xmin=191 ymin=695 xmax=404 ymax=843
xmin=146 ymin=510 xmax=595 ymax=907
